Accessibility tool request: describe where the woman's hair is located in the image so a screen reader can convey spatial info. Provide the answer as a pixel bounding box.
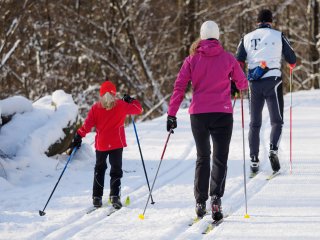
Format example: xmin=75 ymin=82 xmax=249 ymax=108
xmin=100 ymin=92 xmax=116 ymax=110
xmin=189 ymin=38 xmax=201 ymax=56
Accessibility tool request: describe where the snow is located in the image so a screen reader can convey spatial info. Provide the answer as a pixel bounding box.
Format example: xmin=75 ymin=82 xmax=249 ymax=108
xmin=0 ymin=96 xmax=32 ymax=116
xmin=1 ymin=89 xmax=320 ymax=239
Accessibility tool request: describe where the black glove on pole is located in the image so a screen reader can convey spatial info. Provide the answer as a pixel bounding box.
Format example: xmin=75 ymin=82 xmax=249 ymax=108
xmin=167 ymin=116 xmax=177 ymax=132
xmin=39 ymin=147 xmax=78 ymax=216
xmin=67 ymin=133 xmax=82 ymax=155
xmin=71 ymin=133 xmax=82 ymax=148
xmin=123 ymin=94 xmax=135 ymax=103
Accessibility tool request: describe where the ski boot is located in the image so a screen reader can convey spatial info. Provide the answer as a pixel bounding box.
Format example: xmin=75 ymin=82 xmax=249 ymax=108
xmin=110 ymin=196 xmax=122 ymax=209
xmin=93 ymin=196 xmax=102 ymax=208
xmin=269 ymin=150 xmax=280 ymax=172
xmin=211 ymin=196 xmax=223 ymax=221
xmin=195 ymin=202 xmax=207 ymax=218
xmin=250 ymin=155 xmax=260 ymax=173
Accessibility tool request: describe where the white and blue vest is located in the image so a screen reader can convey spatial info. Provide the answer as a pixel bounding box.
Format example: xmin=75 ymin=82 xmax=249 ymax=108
xmin=243 ymin=28 xmax=282 ymax=78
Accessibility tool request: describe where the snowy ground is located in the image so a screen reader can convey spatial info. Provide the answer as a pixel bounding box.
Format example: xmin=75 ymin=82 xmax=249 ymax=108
xmin=1 ymin=89 xmax=320 ymax=240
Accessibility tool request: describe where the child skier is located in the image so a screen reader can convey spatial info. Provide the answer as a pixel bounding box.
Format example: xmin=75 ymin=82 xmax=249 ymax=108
xmin=69 ymin=80 xmax=143 ymax=209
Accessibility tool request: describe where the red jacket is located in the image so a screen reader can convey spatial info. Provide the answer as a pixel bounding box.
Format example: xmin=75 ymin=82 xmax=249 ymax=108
xmin=77 ymin=99 xmax=142 ymax=151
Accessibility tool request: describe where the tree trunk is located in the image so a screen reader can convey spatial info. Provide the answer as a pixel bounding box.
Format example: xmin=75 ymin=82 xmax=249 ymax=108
xmin=309 ymin=0 xmax=320 ymax=89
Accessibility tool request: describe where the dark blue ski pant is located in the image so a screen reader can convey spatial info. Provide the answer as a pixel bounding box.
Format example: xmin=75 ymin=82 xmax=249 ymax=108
xmin=248 ymin=77 xmax=284 ymax=157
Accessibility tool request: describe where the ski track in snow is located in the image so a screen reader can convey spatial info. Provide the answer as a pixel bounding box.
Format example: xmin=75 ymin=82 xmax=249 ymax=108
xmin=28 ymin=131 xmax=198 ymax=239
xmin=1 ymin=90 xmax=320 ymax=240
xmin=44 ymin=100 xmax=282 ymax=240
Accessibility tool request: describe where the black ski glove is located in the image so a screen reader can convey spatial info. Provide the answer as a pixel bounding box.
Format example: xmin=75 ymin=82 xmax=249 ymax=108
xmin=122 ymin=94 xmax=135 ymax=103
xmin=67 ymin=133 xmax=82 ymax=154
xmin=167 ymin=115 xmax=177 ymax=132
xmin=231 ymin=82 xmax=239 ymax=97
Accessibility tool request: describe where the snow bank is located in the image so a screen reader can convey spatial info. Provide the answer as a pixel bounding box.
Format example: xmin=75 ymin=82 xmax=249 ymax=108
xmin=0 ymin=96 xmax=33 ymax=116
xmin=0 ymin=90 xmax=78 ymax=185
xmin=18 ymin=90 xmax=78 ymax=157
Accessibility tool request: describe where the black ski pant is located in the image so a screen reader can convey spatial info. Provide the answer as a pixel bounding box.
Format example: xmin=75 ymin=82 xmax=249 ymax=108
xmin=190 ymin=113 xmax=233 ymax=203
xmin=93 ymin=148 xmax=123 ymax=198
xmin=249 ymin=77 xmax=284 ymax=157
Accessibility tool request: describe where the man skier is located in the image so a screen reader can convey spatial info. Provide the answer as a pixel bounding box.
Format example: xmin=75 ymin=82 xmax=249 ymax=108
xmin=236 ymin=9 xmax=296 ymax=174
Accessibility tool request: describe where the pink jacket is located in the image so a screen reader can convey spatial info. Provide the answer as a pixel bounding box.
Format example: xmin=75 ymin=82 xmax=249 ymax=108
xmin=168 ymin=39 xmax=248 ymax=116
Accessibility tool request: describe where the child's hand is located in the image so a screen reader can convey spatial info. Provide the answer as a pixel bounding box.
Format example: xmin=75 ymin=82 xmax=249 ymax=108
xmin=122 ymin=94 xmax=135 ymax=103
xmin=67 ymin=133 xmax=82 ymax=155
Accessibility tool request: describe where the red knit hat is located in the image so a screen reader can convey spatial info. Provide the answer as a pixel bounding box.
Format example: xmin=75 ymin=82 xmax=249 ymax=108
xmin=100 ymin=81 xmax=116 ymax=96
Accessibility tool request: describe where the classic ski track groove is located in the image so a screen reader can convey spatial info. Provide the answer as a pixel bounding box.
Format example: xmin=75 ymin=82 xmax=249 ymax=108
xmin=39 ymin=139 xmax=196 ymax=239
xmin=40 ymin=184 xmax=150 ymax=240
xmin=173 ymin=102 xmax=291 ymax=239
xmin=41 ymin=101 xmax=292 ymax=240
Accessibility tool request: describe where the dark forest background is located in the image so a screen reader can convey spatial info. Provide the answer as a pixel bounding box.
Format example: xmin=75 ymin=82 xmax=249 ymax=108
xmin=0 ymin=0 xmax=319 ymax=120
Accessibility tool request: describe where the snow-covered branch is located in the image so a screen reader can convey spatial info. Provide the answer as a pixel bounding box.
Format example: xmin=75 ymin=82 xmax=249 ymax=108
xmin=0 ymin=39 xmax=20 ymax=69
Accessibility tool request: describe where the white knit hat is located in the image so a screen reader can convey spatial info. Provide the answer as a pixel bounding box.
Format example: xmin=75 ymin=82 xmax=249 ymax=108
xmin=200 ymin=21 xmax=220 ymax=40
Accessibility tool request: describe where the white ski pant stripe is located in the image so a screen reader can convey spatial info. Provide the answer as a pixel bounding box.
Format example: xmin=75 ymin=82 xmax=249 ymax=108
xmin=274 ymin=80 xmax=283 ymax=121
xmin=274 ymin=80 xmax=283 ymax=148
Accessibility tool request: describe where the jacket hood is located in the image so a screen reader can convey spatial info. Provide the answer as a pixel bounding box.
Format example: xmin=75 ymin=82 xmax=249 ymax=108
xmin=196 ymin=39 xmax=223 ymax=56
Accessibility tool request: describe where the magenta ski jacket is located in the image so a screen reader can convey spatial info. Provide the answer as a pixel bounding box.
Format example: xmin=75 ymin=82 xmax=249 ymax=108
xmin=168 ymin=39 xmax=248 ymax=116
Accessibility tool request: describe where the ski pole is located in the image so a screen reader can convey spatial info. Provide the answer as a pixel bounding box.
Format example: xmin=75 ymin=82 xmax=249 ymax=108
xmin=232 ymin=93 xmax=238 ymax=108
xmin=240 ymin=91 xmax=250 ymax=219
xmin=39 ymin=147 xmax=78 ymax=216
xmin=289 ymin=68 xmax=293 ymax=174
xmin=139 ymin=129 xmax=173 ymax=220
xmin=131 ymin=117 xmax=155 ymax=204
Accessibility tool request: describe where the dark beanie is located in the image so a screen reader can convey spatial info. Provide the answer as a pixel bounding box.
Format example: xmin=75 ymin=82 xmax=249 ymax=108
xmin=257 ymin=9 xmax=273 ymax=23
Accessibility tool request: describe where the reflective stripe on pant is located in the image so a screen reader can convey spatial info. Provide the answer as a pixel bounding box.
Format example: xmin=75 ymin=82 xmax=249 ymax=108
xmin=248 ymin=77 xmax=284 ymax=157
xmin=190 ymin=113 xmax=233 ymax=203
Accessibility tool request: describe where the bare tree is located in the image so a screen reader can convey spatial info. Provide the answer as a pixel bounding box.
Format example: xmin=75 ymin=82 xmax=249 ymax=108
xmin=307 ymin=0 xmax=319 ymax=89
xmin=0 ymin=0 xmax=319 ymax=121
